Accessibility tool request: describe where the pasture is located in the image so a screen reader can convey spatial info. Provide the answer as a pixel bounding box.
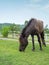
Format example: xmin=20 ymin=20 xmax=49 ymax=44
xmin=0 ymin=40 xmax=49 ymax=65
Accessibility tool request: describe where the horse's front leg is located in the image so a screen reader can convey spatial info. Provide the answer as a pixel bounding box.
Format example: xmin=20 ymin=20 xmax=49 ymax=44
xmin=37 ymin=34 xmax=42 ymax=50
xmin=31 ymin=35 xmax=35 ymax=51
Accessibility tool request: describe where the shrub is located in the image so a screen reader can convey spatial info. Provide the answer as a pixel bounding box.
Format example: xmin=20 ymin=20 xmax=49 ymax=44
xmin=2 ymin=26 xmax=10 ymax=37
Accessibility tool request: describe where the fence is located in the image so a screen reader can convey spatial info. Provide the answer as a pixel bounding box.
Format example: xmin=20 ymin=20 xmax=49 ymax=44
xmin=0 ymin=33 xmax=49 ymax=43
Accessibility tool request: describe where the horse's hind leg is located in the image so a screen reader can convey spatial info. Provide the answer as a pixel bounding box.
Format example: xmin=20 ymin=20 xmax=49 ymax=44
xmin=40 ymin=31 xmax=46 ymax=47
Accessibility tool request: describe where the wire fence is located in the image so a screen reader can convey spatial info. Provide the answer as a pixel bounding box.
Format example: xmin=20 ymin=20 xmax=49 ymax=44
xmin=0 ymin=33 xmax=49 ymax=43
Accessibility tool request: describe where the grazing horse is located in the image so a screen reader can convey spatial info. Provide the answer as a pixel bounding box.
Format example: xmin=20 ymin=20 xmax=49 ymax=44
xmin=19 ymin=18 xmax=46 ymax=51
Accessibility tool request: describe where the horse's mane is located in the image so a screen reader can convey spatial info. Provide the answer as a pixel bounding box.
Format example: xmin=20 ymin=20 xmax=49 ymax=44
xmin=21 ymin=18 xmax=35 ymax=37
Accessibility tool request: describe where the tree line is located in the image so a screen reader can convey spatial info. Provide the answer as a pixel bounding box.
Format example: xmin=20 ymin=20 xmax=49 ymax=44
xmin=0 ymin=21 xmax=49 ymax=38
xmin=0 ymin=23 xmax=23 ymax=38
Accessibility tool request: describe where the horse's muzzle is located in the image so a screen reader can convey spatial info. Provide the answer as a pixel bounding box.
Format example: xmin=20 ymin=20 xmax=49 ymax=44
xmin=19 ymin=49 xmax=24 ymax=52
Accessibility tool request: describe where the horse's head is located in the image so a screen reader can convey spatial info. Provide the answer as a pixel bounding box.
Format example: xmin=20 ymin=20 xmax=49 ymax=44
xmin=19 ymin=34 xmax=28 ymax=52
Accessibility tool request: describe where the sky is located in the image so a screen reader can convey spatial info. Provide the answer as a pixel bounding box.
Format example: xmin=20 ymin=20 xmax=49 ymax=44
xmin=0 ymin=0 xmax=49 ymax=27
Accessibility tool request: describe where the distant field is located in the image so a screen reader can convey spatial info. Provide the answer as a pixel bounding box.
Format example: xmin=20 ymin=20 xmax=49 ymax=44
xmin=0 ymin=40 xmax=49 ymax=65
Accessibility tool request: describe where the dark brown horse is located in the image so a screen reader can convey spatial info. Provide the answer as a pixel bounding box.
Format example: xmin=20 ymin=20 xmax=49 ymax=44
xmin=19 ymin=18 xmax=46 ymax=51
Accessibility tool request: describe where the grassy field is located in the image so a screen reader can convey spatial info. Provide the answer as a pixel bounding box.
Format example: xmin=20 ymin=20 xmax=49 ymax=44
xmin=0 ymin=40 xmax=49 ymax=65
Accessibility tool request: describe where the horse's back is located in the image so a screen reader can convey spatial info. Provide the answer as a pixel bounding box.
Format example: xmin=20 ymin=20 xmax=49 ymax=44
xmin=37 ymin=20 xmax=44 ymax=33
xmin=29 ymin=18 xmax=44 ymax=33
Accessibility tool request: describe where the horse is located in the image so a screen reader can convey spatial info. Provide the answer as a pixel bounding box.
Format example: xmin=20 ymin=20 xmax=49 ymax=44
xmin=19 ymin=18 xmax=46 ymax=51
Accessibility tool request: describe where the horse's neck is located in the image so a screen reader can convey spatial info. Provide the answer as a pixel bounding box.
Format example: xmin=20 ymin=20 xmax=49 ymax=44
xmin=24 ymin=27 xmax=30 ymax=38
xmin=22 ymin=20 xmax=32 ymax=38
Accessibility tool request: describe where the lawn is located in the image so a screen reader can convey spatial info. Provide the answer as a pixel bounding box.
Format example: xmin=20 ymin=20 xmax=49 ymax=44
xmin=0 ymin=40 xmax=49 ymax=65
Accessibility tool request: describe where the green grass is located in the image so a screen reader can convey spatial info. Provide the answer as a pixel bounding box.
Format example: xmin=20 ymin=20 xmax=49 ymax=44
xmin=0 ymin=40 xmax=49 ymax=65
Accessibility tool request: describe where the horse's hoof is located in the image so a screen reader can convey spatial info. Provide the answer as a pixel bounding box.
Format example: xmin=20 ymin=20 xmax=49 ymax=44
xmin=32 ymin=48 xmax=35 ymax=51
xmin=45 ymin=45 xmax=46 ymax=47
xmin=40 ymin=48 xmax=42 ymax=51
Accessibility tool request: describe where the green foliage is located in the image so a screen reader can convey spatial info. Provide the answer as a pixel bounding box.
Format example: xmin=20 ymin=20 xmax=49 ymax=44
xmin=24 ymin=20 xmax=28 ymax=26
xmin=10 ymin=24 xmax=22 ymax=34
xmin=9 ymin=24 xmax=21 ymax=38
xmin=10 ymin=23 xmax=16 ymax=32
xmin=1 ymin=26 xmax=10 ymax=37
xmin=0 ymin=23 xmax=12 ymax=31
xmin=44 ymin=25 xmax=49 ymax=34
xmin=0 ymin=23 xmax=23 ymax=35
xmin=15 ymin=25 xmax=21 ymax=34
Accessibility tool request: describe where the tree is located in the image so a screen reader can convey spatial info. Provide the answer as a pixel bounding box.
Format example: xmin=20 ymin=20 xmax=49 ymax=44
xmin=24 ymin=20 xmax=28 ymax=26
xmin=10 ymin=23 xmax=16 ymax=32
xmin=10 ymin=23 xmax=16 ymax=38
xmin=44 ymin=25 xmax=49 ymax=33
xmin=2 ymin=26 xmax=10 ymax=37
xmin=44 ymin=25 xmax=49 ymax=39
xmin=15 ymin=25 xmax=21 ymax=34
